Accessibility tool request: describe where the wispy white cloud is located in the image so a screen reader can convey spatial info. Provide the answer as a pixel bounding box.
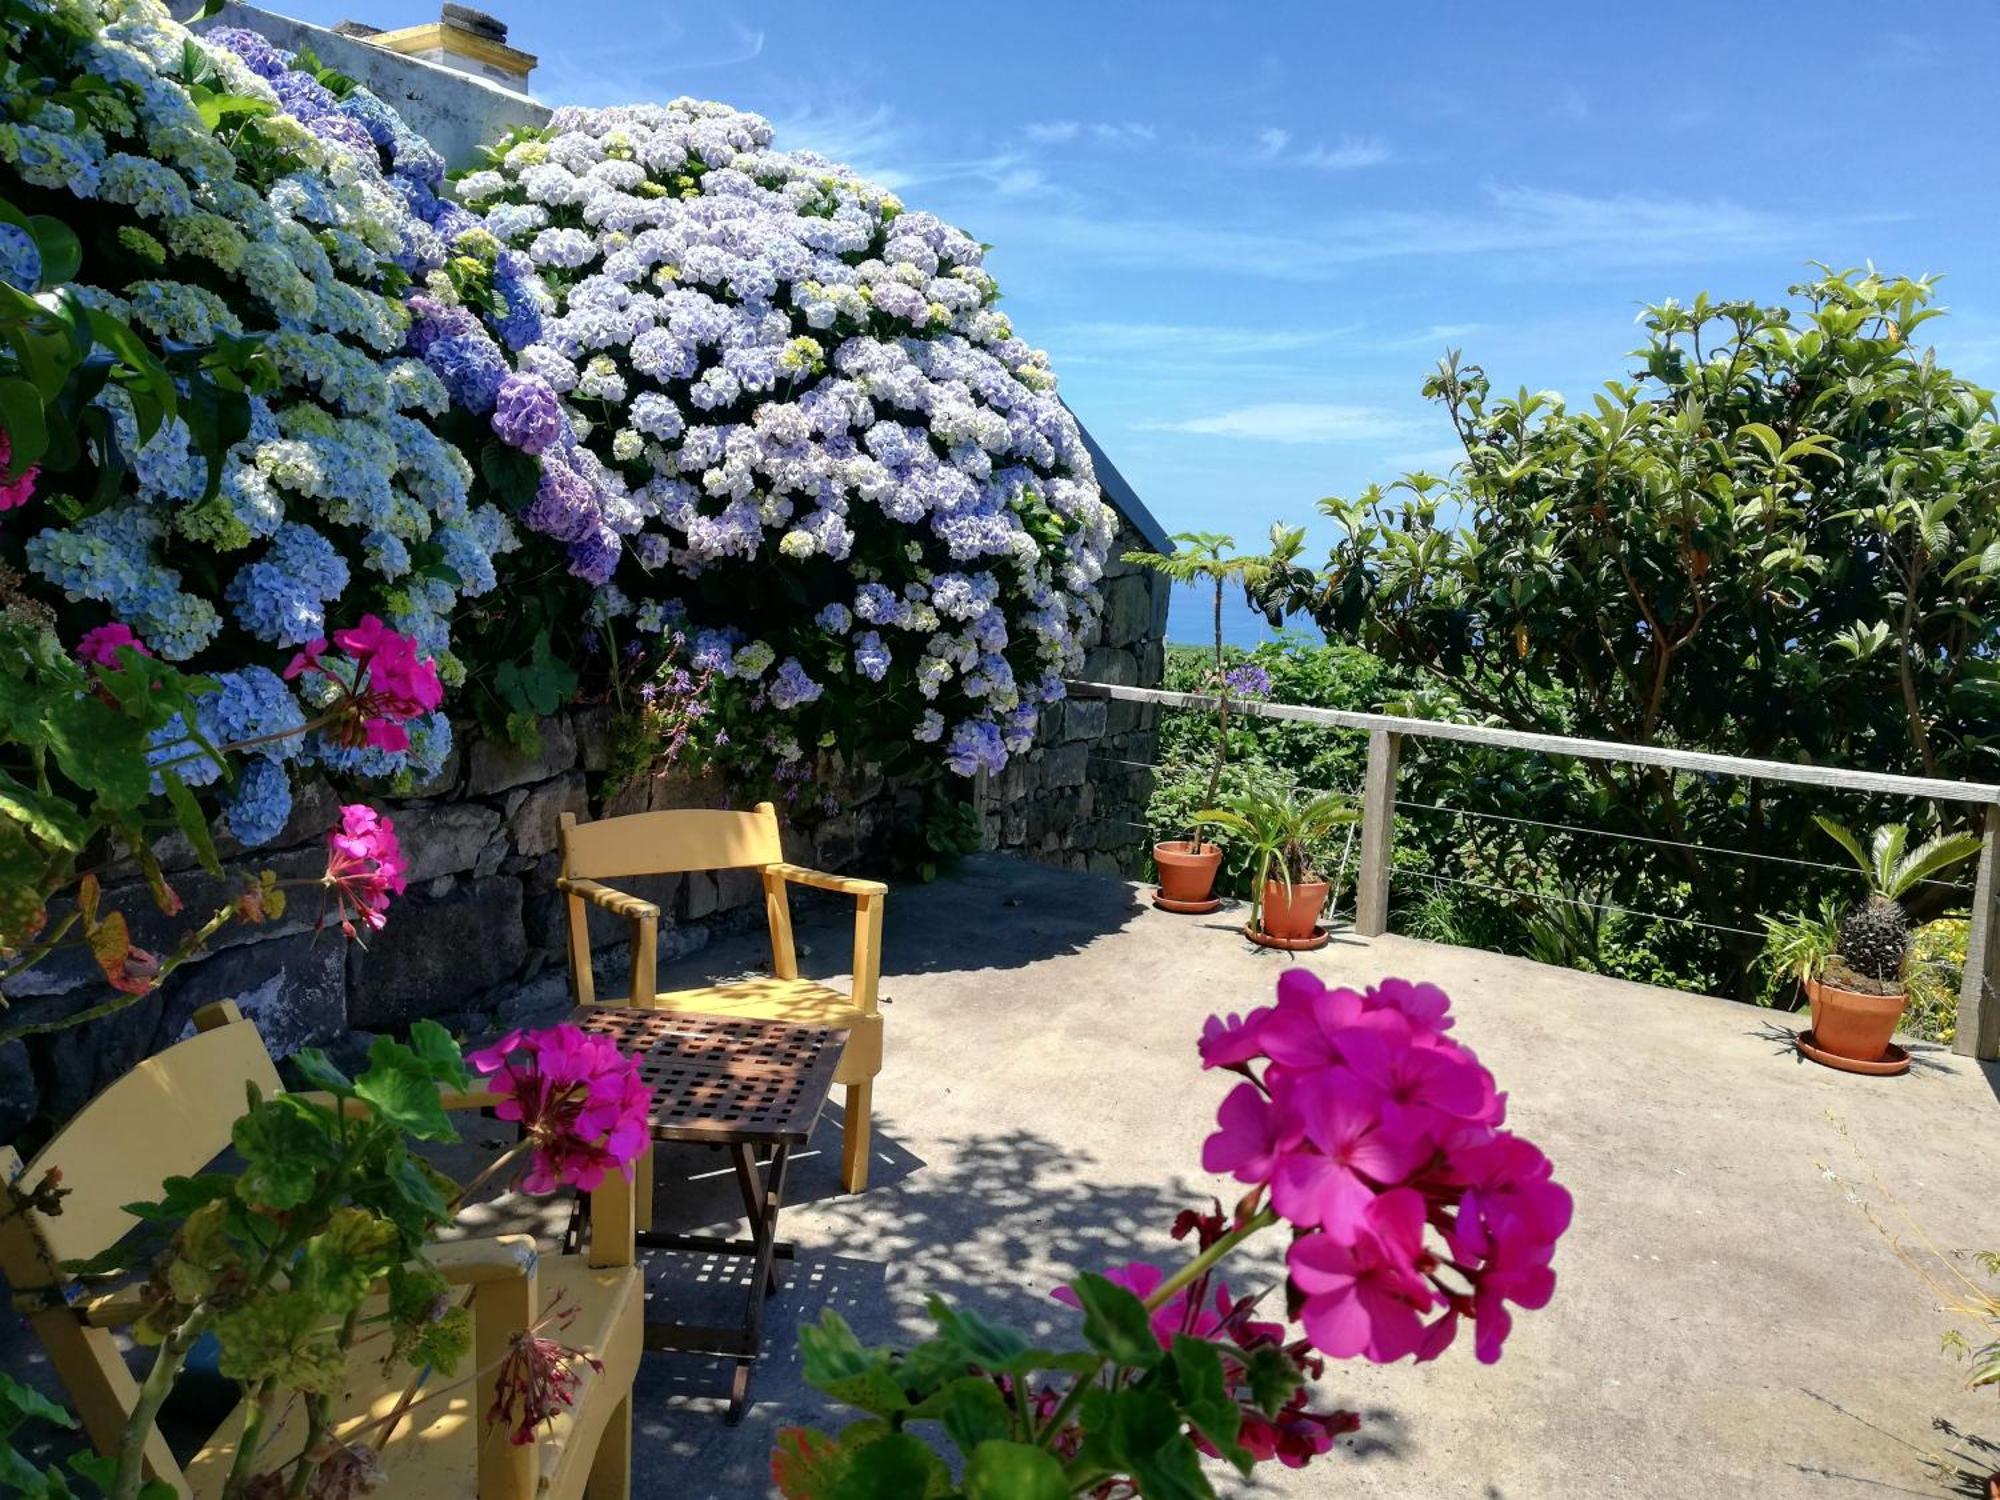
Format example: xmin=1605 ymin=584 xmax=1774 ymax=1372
xmin=531 ymin=22 xmax=765 ymax=105
xmin=1382 ymin=444 xmax=1466 ymax=473
xmin=996 ymin=182 xmax=1885 ymax=281
xmin=767 ymin=104 xmax=1052 ymax=197
xmin=1025 ymin=119 xmax=1155 ymax=147
xmin=1138 ymin=402 xmax=1421 ymax=444
xmin=1253 ymin=128 xmax=1391 ymax=170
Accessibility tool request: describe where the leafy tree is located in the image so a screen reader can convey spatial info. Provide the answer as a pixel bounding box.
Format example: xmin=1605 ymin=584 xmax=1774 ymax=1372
xmin=1251 ymin=268 xmax=2000 ymax=985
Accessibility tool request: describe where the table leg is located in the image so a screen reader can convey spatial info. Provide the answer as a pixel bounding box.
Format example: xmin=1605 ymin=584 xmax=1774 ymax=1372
xmin=722 ymin=1142 xmax=791 ymax=1423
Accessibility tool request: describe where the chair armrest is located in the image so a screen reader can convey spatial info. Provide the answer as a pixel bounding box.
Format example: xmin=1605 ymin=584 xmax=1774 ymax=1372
xmin=556 ymin=876 xmax=660 ymax=922
xmin=426 ymin=1234 xmax=539 ymax=1286
xmin=768 ymin=862 xmax=888 ymax=899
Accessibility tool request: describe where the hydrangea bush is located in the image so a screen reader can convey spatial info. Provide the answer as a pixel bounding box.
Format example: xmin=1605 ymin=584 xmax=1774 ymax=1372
xmin=463 ymin=101 xmax=1117 ymax=778
xmin=0 ymin=0 xmax=504 ymax=842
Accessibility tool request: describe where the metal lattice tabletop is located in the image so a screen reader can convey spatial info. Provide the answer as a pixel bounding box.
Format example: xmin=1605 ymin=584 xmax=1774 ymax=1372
xmin=572 ymin=1006 xmax=847 ymax=1147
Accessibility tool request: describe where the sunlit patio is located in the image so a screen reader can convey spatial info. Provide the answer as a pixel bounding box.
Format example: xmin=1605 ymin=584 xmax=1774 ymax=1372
xmin=514 ymin=853 xmax=2000 ymax=1498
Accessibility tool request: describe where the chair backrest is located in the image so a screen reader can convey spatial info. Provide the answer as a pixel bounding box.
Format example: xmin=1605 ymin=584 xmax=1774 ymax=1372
xmin=558 ymin=802 xmax=784 ymax=880
xmin=0 ymin=1002 xmax=278 ymax=1495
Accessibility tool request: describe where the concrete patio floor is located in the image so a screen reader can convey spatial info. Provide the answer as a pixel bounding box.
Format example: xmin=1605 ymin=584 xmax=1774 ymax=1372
xmin=4 ymin=852 xmax=1995 ymax=1497
xmin=625 ymin=853 xmax=2000 ymax=1498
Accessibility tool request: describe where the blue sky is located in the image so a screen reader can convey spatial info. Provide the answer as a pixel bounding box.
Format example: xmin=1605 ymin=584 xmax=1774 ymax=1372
xmin=276 ymin=0 xmax=2000 ymax=623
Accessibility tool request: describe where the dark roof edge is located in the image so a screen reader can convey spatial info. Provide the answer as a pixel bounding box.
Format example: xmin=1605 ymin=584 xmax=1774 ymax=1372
xmin=1069 ymin=408 xmax=1172 ymax=555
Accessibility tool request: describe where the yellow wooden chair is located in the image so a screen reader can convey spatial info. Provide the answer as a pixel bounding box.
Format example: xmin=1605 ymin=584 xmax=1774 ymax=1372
xmin=556 ymin=801 xmax=886 ymax=1193
xmin=0 ymin=1001 xmax=643 ymax=1500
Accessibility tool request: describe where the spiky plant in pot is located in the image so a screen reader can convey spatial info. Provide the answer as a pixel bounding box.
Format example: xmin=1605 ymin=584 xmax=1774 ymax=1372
xmin=1814 ymin=816 xmax=1982 ymax=988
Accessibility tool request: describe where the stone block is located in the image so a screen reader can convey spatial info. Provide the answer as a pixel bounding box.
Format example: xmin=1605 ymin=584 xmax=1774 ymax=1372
xmin=402 ymin=735 xmax=463 ymax=798
xmin=682 ymin=870 xmax=717 ymax=921
xmin=494 ymin=971 xmax=572 ymax=1029
xmin=391 ymin=801 xmax=503 ymax=885
xmin=1062 ymin=697 xmax=1108 ymax=742
xmin=156 ymin=929 xmax=346 ymax=1059
xmin=573 ymin=705 xmax=615 ymax=772
xmin=1101 ymin=573 xmax=1156 ymax=648
xmin=139 ymin=776 xmax=343 ymax=875
xmin=42 ymin=991 xmax=166 ymax=1123
xmin=814 ymin=814 xmax=861 ymax=872
xmin=346 ymin=876 xmax=526 ymax=1028
xmin=1042 ymin=743 xmax=1088 ymax=789
xmin=464 ymin=716 xmax=577 ymax=797
xmin=1082 ymin=646 xmax=1139 ymax=688
xmin=716 ymin=866 xmax=761 ymax=913
xmin=507 ymin=772 xmax=589 ymax=857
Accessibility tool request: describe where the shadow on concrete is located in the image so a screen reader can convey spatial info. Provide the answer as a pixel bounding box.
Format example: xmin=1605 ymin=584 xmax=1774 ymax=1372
xmin=631 ymin=1114 xmax=1404 ymax=1494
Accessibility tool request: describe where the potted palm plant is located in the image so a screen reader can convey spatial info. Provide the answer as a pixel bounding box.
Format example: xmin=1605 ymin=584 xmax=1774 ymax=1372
xmin=1802 ymin=816 xmax=1981 ymax=1073
xmin=1200 ymin=775 xmax=1358 ymax=949
xmin=1124 ymin=532 xmax=1268 ymax=913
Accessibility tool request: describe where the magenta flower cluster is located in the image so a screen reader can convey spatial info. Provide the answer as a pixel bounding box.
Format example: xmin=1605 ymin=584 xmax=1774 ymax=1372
xmin=467 ymin=1025 xmax=653 ymax=1194
xmin=1202 ymin=971 xmax=1572 ymax=1365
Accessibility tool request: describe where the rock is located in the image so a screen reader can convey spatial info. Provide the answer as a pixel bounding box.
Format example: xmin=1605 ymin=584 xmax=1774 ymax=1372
xmin=0 ymin=1041 xmax=37 ymax=1144
xmin=425 ymin=876 xmax=455 ymax=899
xmin=1041 ymin=743 xmax=1089 ymax=789
xmin=682 ymin=870 xmax=717 ymax=921
xmin=494 ymin=971 xmax=572 ymax=1028
xmin=154 ymin=929 xmax=347 ymax=1059
xmin=464 ymin=717 xmax=577 ymax=797
xmin=1101 ymin=572 xmax=1156 ymax=648
xmin=41 ymin=990 xmax=166 ymax=1123
xmin=814 ymin=814 xmax=861 ymax=871
xmin=1082 ymin=645 xmax=1139 ymax=688
xmin=390 ymin=802 xmax=502 ymax=885
xmin=1063 ymin=697 xmax=1108 ymax=742
xmin=507 ymin=772 xmax=588 ymax=857
xmin=573 ymin=705 xmax=616 ymax=772
xmin=346 ymin=877 xmax=526 ymax=1028
xmin=715 ymin=866 xmax=761 ymax=913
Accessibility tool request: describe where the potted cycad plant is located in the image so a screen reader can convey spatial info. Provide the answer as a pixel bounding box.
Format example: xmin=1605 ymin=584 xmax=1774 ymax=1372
xmin=1123 ymin=533 xmax=1269 ymax=913
xmin=1200 ymin=776 xmax=1358 ymax=950
xmin=1803 ymin=816 xmax=1981 ymax=1072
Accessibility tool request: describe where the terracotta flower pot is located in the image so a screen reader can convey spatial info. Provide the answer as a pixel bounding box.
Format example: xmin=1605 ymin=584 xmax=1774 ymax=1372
xmin=1259 ymin=879 xmax=1330 ymax=941
xmin=1154 ymin=841 xmax=1222 ymax=910
xmin=1804 ymin=975 xmax=1908 ymax=1063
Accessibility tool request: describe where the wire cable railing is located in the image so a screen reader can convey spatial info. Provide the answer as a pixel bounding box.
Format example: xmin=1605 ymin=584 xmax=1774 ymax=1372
xmin=1064 ymin=678 xmax=2000 ymax=1061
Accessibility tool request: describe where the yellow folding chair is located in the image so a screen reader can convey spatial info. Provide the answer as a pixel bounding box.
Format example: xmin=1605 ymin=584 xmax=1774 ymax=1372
xmin=556 ymin=800 xmax=885 ymax=1193
xmin=0 ymin=1001 xmax=642 ymax=1500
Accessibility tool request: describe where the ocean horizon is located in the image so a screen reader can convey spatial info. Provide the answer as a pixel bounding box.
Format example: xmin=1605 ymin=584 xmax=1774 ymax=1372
xmin=1163 ymin=581 xmax=1310 ymax=649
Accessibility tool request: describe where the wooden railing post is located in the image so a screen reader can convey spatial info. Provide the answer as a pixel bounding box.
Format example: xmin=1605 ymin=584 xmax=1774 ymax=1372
xmin=1355 ymin=729 xmax=1401 ymax=937
xmin=1954 ymin=803 xmax=2000 ymax=1060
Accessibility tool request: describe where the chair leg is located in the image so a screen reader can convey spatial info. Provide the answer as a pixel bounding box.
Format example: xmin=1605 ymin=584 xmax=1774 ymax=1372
xmin=587 ymin=1394 xmax=632 ymax=1500
xmin=633 ymin=1139 xmax=655 ymax=1234
xmin=839 ymin=1082 xmax=873 ymax=1194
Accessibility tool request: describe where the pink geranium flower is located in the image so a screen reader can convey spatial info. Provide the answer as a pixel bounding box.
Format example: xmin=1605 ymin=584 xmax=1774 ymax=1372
xmin=1288 ymin=1189 xmax=1438 ymax=1362
xmin=321 ymin=804 xmax=406 ymax=937
xmin=467 ymin=1025 xmax=653 ymax=1194
xmin=1198 ymin=1007 xmax=1271 ymax=1068
xmin=0 ymin=430 xmax=39 ymax=512
xmin=286 ymin=614 xmax=443 ymax=751
xmin=1271 ymin=1069 xmax=1419 ymax=1240
xmin=1257 ymin=969 xmax=1368 ymax=1072
xmin=76 ymin=623 xmax=152 ymax=667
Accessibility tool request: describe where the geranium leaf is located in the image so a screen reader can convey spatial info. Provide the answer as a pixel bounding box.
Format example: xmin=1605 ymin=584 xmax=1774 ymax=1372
xmin=828 ymin=1431 xmax=947 ymax=1500
xmin=159 ymin=770 xmax=222 ymax=877
xmin=1067 ymin=1272 xmax=1163 ymax=1370
xmin=1169 ymin=1336 xmax=1252 ymax=1474
xmin=964 ymin=1440 xmax=1069 ymax=1500
xmin=354 ymin=1035 xmax=458 ymax=1142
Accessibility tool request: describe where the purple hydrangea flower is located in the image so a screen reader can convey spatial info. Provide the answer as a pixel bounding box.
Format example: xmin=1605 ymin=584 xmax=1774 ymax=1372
xmin=945 ymin=718 xmax=1007 ymax=777
xmin=491 ymin=372 xmax=564 ymax=454
xmin=770 ymin=658 xmax=823 ymax=710
xmin=428 ymin=332 xmax=507 ymax=414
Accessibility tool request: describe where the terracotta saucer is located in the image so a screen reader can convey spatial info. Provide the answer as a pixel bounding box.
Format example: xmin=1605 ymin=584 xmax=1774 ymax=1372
xmin=1795 ymin=1029 xmax=1910 ymax=1076
xmin=1244 ymin=924 xmax=1330 ymax=952
xmin=1153 ymin=893 xmax=1223 ymax=915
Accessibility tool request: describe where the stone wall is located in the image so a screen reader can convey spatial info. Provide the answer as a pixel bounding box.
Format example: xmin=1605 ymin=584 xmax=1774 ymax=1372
xmin=978 ymin=518 xmax=1168 ymax=874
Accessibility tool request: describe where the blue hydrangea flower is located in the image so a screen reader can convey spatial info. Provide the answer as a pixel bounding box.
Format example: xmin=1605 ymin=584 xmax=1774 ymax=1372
xmin=223 ymin=758 xmax=293 ymax=846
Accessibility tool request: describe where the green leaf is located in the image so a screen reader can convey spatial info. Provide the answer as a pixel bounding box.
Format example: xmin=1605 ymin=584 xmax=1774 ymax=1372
xmin=1169 ymin=1337 xmax=1252 ymax=1474
xmin=214 ymin=1290 xmax=347 ymax=1393
xmin=828 ymin=1431 xmax=947 ymax=1500
xmin=354 ymin=1035 xmax=459 ymax=1142
xmin=231 ymin=1095 xmax=333 ymax=1210
xmin=1072 ymin=1386 xmax=1212 ymax=1500
xmin=23 ymin=217 xmax=80 ymax=287
xmin=0 ymin=377 xmax=47 ymax=474
xmin=158 ymin=771 xmax=222 ymax=877
xmin=479 ymin=441 xmax=540 ymax=511
xmin=963 ymin=1440 xmax=1069 ymax=1500
xmin=289 ymin=1048 xmax=353 ymax=1095
xmin=1067 ymin=1272 xmax=1163 ymax=1370
xmin=907 ymin=1376 xmax=1010 ymax=1457
xmin=0 ymin=1371 xmax=75 ymax=1430
xmin=297 ymin=1207 xmax=400 ymax=1306
xmin=119 ymin=1172 xmax=237 ymax=1225
xmin=1241 ymin=1345 xmax=1301 ymax=1418
xmin=404 ymin=1018 xmax=472 ymax=1089
xmin=798 ymin=1312 xmax=909 ymax=1417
